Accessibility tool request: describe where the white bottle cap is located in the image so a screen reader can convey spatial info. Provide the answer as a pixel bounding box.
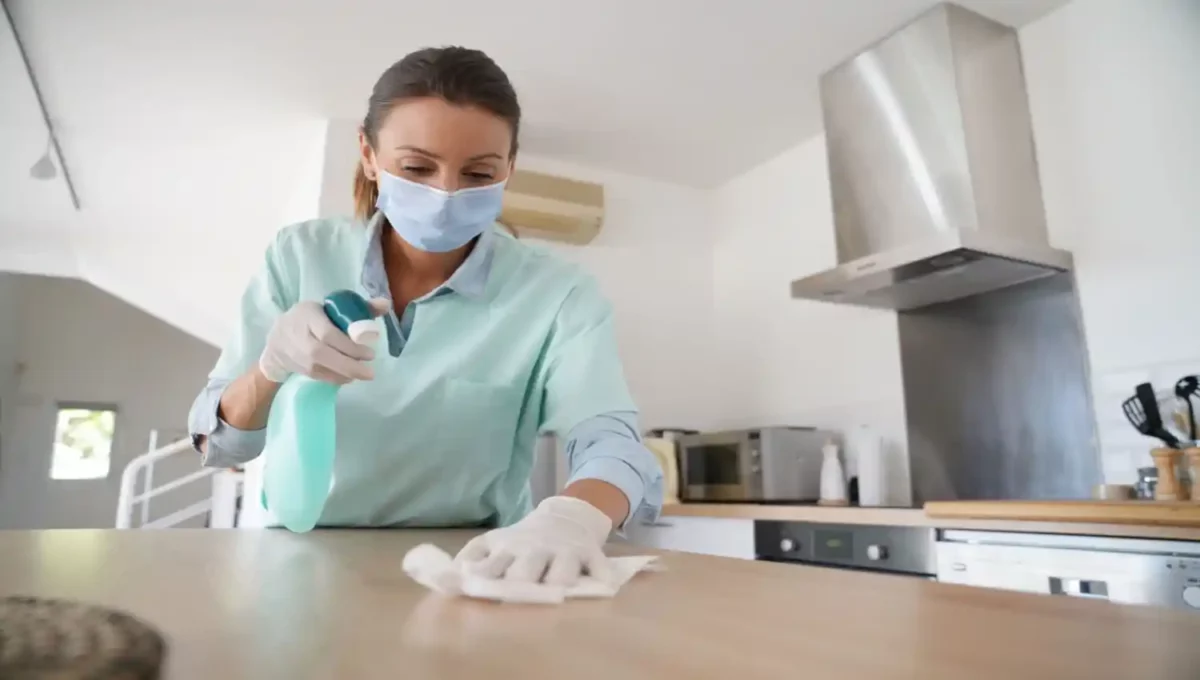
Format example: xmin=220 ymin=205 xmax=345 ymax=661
xmin=347 ymin=319 xmax=380 ymax=346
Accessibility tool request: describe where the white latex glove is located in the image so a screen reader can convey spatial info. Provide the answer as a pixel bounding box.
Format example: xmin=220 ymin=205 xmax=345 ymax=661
xmin=454 ymin=496 xmax=615 ymax=586
xmin=258 ymin=298 xmax=390 ymax=384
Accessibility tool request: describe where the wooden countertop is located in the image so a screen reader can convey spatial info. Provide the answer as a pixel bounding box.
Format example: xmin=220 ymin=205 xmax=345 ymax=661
xmin=2 ymin=529 xmax=1199 ymax=679
xmin=663 ymin=503 xmax=1200 ymax=541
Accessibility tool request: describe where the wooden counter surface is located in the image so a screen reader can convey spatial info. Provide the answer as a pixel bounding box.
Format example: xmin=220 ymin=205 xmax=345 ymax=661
xmin=2 ymin=529 xmax=1198 ymax=679
xmin=663 ymin=503 xmax=1200 ymax=541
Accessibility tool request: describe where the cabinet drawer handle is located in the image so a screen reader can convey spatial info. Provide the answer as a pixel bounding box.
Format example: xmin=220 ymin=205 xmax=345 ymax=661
xmin=1049 ymin=577 xmax=1109 ymax=599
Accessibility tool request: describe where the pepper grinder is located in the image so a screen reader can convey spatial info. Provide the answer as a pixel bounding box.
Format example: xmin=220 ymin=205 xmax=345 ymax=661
xmin=1150 ymin=447 xmax=1183 ymax=501
xmin=1187 ymin=448 xmax=1200 ymax=504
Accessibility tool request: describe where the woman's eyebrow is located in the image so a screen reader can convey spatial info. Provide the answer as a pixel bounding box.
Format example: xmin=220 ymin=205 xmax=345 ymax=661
xmin=395 ymin=145 xmax=441 ymax=158
xmin=393 ymin=146 xmax=503 ymax=162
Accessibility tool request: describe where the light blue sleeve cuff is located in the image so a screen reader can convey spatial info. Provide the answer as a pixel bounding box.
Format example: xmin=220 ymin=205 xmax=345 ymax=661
xmin=568 ymin=455 xmax=650 ymax=529
xmin=563 ymin=412 xmax=665 ymax=530
xmin=187 ymin=379 xmax=267 ymax=469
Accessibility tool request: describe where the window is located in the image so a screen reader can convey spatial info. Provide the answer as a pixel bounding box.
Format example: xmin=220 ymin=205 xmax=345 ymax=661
xmin=50 ymin=405 xmax=117 ymax=480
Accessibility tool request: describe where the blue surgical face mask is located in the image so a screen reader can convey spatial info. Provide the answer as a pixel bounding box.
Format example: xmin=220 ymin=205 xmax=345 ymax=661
xmin=375 ymin=170 xmax=506 ymax=252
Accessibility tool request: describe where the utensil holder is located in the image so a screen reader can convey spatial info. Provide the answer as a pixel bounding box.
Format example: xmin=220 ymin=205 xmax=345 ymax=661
xmin=1151 ymin=447 xmax=1183 ymax=501
xmin=1187 ymin=448 xmax=1200 ymax=504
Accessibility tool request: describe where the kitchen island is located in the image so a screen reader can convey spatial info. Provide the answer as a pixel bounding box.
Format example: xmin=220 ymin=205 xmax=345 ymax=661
xmin=2 ymin=529 xmax=1197 ymax=679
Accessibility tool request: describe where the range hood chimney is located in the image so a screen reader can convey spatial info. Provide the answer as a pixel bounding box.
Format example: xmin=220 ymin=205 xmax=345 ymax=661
xmin=790 ymin=3 xmax=1071 ymax=310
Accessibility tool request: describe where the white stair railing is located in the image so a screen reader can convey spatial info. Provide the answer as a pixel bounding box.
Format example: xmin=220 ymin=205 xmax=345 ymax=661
xmin=116 ymin=430 xmax=239 ymax=529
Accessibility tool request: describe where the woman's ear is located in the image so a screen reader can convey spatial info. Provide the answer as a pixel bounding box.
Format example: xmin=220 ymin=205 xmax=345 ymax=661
xmin=358 ymin=128 xmax=377 ymax=181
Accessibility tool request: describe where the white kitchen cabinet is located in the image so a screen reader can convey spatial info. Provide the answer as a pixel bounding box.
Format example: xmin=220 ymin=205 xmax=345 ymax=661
xmin=621 ymin=515 xmax=755 ymax=560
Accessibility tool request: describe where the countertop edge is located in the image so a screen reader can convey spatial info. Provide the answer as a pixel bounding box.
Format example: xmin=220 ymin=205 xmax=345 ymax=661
xmin=660 ymin=504 xmax=1200 ymax=541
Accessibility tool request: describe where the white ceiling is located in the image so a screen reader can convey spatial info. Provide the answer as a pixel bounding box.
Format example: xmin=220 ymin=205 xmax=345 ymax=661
xmin=6 ymin=0 xmax=1068 ymax=190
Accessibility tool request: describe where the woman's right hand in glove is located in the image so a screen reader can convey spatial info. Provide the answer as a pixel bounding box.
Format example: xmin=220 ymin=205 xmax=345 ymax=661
xmin=257 ymin=299 xmax=390 ymax=384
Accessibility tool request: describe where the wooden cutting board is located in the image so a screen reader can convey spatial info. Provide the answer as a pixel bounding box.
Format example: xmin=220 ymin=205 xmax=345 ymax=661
xmin=924 ymin=500 xmax=1200 ymax=527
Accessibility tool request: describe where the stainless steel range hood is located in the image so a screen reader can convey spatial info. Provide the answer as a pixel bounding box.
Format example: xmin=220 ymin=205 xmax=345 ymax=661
xmin=790 ymin=3 xmax=1072 ymax=311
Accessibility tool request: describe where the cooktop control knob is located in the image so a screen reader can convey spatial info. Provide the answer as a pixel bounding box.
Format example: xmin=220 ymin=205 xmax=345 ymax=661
xmin=1183 ymin=585 xmax=1200 ymax=609
xmin=780 ymin=538 xmax=797 ymax=552
xmin=866 ymin=544 xmax=888 ymax=561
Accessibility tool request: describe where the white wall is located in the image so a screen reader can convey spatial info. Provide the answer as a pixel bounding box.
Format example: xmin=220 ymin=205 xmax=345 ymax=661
xmin=0 ymin=274 xmax=21 ymax=494
xmin=0 ymin=275 xmax=218 ymax=529
xmin=319 ymin=119 xmax=362 ymax=220
xmin=1020 ymin=0 xmax=1200 ymax=483
xmin=0 ymin=229 xmax=79 ymax=280
xmin=710 ymin=137 xmax=912 ymax=504
xmin=511 ymin=153 xmax=721 ymax=431
xmin=77 ymin=118 xmax=331 ymax=348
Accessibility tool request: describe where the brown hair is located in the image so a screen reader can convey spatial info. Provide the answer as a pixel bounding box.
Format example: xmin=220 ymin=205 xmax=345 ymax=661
xmin=353 ymin=46 xmax=521 ymax=221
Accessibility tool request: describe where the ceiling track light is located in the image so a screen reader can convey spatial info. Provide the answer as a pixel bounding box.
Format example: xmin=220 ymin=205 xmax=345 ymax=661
xmin=30 ymin=137 xmax=57 ymax=180
xmin=3 ymin=0 xmax=80 ymax=209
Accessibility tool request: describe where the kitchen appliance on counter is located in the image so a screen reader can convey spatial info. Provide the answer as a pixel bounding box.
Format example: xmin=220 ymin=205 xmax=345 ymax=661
xmin=678 ymin=427 xmax=832 ymax=503
xmin=756 ymin=520 xmax=936 ymax=578
xmin=937 ymin=530 xmax=1200 ymax=612
xmin=645 ymin=428 xmax=698 ymax=442
xmin=642 ymin=428 xmax=696 ymax=505
xmin=643 ymin=437 xmax=681 ymax=505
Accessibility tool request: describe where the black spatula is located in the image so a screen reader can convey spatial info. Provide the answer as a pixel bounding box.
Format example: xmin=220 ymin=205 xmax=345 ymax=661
xmin=1123 ymin=382 xmax=1181 ymax=448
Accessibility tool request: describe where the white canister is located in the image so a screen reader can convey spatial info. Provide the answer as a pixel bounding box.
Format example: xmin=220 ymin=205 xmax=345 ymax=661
xmin=819 ymin=439 xmax=848 ymax=506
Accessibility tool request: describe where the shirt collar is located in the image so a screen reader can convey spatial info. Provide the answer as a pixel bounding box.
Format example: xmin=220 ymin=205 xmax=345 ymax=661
xmin=361 ymin=211 xmax=496 ymax=301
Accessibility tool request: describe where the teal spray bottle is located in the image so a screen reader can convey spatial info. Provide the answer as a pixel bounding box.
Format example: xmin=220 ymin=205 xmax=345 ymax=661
xmin=260 ymin=290 xmax=380 ymax=533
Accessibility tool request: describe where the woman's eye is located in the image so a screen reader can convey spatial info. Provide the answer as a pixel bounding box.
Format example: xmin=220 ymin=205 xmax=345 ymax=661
xmin=465 ymin=172 xmax=494 ymax=181
xmin=402 ymin=166 xmax=435 ymax=176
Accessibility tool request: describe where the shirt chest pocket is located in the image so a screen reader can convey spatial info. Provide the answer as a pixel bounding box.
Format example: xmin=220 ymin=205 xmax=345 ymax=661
xmin=439 ymin=378 xmax=523 ymax=461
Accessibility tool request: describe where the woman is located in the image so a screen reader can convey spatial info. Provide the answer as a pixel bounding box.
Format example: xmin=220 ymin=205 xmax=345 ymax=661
xmin=188 ymin=46 xmax=662 ymax=586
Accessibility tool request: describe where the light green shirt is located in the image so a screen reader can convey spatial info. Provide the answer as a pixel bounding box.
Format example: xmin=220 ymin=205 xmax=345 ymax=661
xmin=201 ymin=216 xmax=660 ymax=528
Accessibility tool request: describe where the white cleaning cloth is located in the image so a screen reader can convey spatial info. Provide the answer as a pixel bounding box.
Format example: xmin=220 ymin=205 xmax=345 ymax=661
xmin=402 ymin=543 xmax=659 ymax=605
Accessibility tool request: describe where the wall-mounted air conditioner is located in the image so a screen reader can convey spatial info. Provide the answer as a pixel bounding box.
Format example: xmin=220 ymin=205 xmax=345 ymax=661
xmin=500 ymin=169 xmax=604 ymax=245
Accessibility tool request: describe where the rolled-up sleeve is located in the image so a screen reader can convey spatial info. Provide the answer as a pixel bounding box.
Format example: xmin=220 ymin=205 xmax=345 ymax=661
xmin=539 ymin=277 xmax=664 ymax=527
xmin=564 ymin=412 xmax=663 ymax=527
xmin=188 ymin=230 xmax=292 ymax=468
xmin=188 ymin=378 xmax=268 ymax=468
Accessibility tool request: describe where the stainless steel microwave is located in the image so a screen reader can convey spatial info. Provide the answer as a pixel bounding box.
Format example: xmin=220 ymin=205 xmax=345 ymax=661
xmin=677 ymin=427 xmax=833 ymax=502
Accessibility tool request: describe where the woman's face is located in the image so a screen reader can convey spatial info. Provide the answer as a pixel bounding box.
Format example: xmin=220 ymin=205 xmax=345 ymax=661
xmin=360 ymin=97 xmax=514 ymax=193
